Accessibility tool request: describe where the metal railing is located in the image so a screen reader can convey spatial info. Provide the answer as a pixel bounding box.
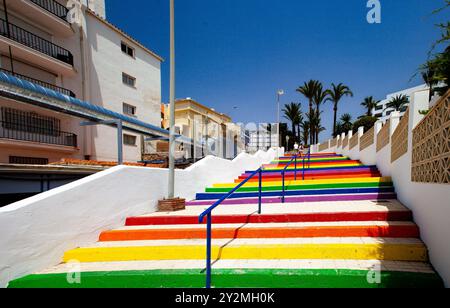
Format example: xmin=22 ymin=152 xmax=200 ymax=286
xmin=0 ymin=18 xmax=74 ymax=66
xmin=0 ymin=121 xmax=77 ymax=147
xmin=198 ymin=167 xmax=264 ymax=289
xmin=28 ymin=0 xmax=69 ymax=21
xmin=302 ymin=148 xmax=311 ymax=180
xmin=280 ymin=149 xmax=311 ymax=203
xmin=0 ymin=68 xmax=76 ymax=97
xmin=281 ymin=154 xmax=299 ymax=203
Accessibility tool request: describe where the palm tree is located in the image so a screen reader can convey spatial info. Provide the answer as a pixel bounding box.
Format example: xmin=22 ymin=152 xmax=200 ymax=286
xmin=340 ymin=113 xmax=353 ymax=134
xmin=297 ymin=80 xmax=321 ymax=145
xmin=282 ymin=102 xmax=301 ymax=142
xmin=326 ymin=83 xmax=353 ymax=137
xmin=361 ymin=96 xmax=380 ymax=116
xmin=385 ymin=94 xmax=409 ymax=112
xmin=313 ymin=84 xmax=330 ymax=143
xmin=299 ymin=120 xmax=310 ymax=146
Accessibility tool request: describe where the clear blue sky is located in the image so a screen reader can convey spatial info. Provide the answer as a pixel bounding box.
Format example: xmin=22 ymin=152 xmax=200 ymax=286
xmin=107 ymin=0 xmax=447 ymax=141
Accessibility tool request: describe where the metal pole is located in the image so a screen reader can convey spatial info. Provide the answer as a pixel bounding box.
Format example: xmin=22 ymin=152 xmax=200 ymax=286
xmin=206 ymin=213 xmax=212 ymax=289
xmin=117 ymin=120 xmax=123 ymax=165
xmin=258 ymin=168 xmax=262 ymax=214
xmin=282 ymin=170 xmax=285 ymax=203
xmin=168 ymin=0 xmax=176 ymax=199
xmin=277 ymin=93 xmax=280 ymax=148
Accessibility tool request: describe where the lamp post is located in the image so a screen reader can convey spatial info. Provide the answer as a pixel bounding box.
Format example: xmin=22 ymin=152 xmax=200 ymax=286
xmin=168 ymin=0 xmax=176 ymax=199
xmin=277 ymin=89 xmax=285 ymax=149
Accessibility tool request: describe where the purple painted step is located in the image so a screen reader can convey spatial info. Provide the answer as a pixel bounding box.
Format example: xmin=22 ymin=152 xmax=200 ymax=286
xmin=186 ymin=193 xmax=397 ymax=206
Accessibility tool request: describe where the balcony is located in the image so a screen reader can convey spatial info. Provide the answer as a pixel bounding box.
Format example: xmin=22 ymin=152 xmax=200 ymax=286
xmin=0 ymin=68 xmax=76 ymax=97
xmin=6 ymin=0 xmax=73 ymax=37
xmin=0 ymin=121 xmax=77 ymax=148
xmin=28 ymin=0 xmax=69 ymax=21
xmin=0 ymin=18 xmax=75 ymax=76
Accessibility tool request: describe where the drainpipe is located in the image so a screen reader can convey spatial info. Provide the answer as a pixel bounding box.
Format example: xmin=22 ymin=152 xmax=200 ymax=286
xmin=2 ymin=0 xmax=14 ymax=72
xmin=79 ymin=6 xmax=92 ymax=159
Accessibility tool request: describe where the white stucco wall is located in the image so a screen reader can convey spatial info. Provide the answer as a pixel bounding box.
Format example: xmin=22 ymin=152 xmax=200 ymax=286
xmin=313 ymin=91 xmax=450 ymax=287
xmin=0 ymin=148 xmax=280 ymax=288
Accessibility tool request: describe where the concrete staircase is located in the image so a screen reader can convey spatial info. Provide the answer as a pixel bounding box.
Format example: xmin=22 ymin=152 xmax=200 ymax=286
xmin=8 ymin=153 xmax=443 ymax=288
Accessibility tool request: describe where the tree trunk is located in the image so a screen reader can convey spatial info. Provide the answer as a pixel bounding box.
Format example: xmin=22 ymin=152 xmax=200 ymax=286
xmin=309 ymin=100 xmax=313 ymax=146
xmin=333 ymin=105 xmax=338 ymax=137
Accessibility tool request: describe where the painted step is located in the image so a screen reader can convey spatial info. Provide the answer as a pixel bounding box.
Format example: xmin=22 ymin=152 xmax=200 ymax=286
xmin=274 ymin=157 xmax=350 ymax=162
xmin=8 ymin=260 xmax=443 ymax=288
xmin=99 ymin=221 xmax=420 ymax=242
xmin=212 ymin=182 xmax=393 ymax=193
xmin=263 ymin=163 xmax=363 ymax=170
xmin=62 ymin=238 xmax=429 ymax=263
xmin=238 ymin=172 xmax=382 ymax=182
xmin=126 ymin=200 xmax=413 ymax=226
xmin=248 ymin=165 xmax=380 ymax=173
xmin=267 ymin=160 xmax=361 ymax=167
xmin=186 ymin=192 xmax=397 ymax=206
xmin=195 ymin=187 xmax=396 ymax=201
xmin=218 ymin=177 xmax=392 ymax=188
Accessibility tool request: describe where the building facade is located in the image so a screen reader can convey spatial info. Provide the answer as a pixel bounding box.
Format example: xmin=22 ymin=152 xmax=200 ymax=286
xmin=372 ymin=84 xmax=429 ymax=122
xmin=0 ymin=0 xmax=163 ymax=164
xmin=246 ymin=124 xmax=278 ymax=153
xmin=161 ymin=99 xmax=244 ymax=160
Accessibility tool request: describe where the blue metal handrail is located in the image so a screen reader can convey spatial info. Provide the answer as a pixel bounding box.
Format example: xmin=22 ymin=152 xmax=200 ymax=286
xmin=302 ymin=148 xmax=311 ymax=180
xmin=198 ymin=167 xmax=264 ymax=289
xmin=281 ymin=154 xmax=299 ymax=203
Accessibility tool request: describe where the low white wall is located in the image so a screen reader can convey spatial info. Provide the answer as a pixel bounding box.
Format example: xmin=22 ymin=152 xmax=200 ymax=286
xmin=313 ymin=90 xmax=450 ymax=287
xmin=0 ymin=148 xmax=281 ymax=288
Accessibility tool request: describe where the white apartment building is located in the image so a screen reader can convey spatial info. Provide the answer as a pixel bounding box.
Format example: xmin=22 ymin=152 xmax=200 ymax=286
xmin=0 ymin=0 xmax=163 ymax=164
xmin=246 ymin=124 xmax=278 ymax=153
xmin=372 ymin=84 xmax=429 ymax=122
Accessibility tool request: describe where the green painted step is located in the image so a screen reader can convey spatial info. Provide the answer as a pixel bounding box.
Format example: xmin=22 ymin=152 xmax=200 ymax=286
xmin=8 ymin=269 xmax=443 ymax=288
xmin=205 ymin=182 xmax=394 ymax=193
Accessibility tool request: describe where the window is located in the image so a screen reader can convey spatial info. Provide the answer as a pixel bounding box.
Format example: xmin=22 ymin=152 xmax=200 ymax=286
xmin=375 ymin=105 xmax=383 ymax=111
xmin=122 ymin=73 xmax=136 ymax=87
xmin=9 ymin=156 xmax=49 ymax=165
xmin=1 ymin=107 xmax=60 ymax=136
xmin=123 ymin=103 xmax=136 ymax=116
xmin=121 ymin=42 xmax=135 ymax=58
xmin=123 ymin=134 xmax=137 ymax=146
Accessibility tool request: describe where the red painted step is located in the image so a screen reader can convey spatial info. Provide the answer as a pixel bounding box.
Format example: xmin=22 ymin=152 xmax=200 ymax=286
xmin=125 ymin=211 xmax=413 ymax=226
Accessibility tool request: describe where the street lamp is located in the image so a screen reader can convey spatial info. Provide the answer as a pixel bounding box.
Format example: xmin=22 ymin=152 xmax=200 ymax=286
xmin=277 ymin=89 xmax=285 ymax=149
xmin=168 ymin=0 xmax=176 ymax=199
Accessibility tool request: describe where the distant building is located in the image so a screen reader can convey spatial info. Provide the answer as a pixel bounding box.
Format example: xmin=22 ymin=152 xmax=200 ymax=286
xmin=372 ymin=84 xmax=429 ymax=122
xmin=161 ymin=98 xmax=244 ymax=159
xmin=0 ymin=0 xmax=163 ymax=164
xmin=246 ymin=124 xmax=278 ymax=153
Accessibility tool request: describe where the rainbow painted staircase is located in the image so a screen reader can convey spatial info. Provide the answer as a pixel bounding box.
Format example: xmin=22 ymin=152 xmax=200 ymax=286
xmin=8 ymin=153 xmax=443 ymax=288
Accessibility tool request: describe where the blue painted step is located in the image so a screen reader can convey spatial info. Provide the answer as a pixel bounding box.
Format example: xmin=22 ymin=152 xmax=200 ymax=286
xmin=195 ymin=187 xmax=396 ymax=201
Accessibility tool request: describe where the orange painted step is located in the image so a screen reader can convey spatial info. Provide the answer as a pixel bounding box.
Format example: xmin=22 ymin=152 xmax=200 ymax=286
xmin=99 ymin=224 xmax=420 ymax=242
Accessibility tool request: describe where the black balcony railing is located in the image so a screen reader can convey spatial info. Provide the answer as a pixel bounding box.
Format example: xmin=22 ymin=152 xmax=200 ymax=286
xmin=0 ymin=121 xmax=77 ymax=147
xmin=0 ymin=68 xmax=76 ymax=97
xmin=0 ymin=18 xmax=74 ymax=66
xmin=28 ymin=0 xmax=69 ymax=21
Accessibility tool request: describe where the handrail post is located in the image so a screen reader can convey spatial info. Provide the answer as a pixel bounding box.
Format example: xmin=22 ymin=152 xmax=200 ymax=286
xmin=258 ymin=168 xmax=262 ymax=214
xmin=294 ymin=155 xmax=297 ymax=181
xmin=206 ymin=213 xmax=212 ymax=289
xmin=281 ymin=170 xmax=285 ymax=203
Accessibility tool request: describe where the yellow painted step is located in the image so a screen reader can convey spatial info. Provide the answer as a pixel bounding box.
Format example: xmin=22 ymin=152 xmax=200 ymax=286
xmin=213 ymin=177 xmax=393 ymax=188
xmin=63 ymin=243 xmax=427 ymax=263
